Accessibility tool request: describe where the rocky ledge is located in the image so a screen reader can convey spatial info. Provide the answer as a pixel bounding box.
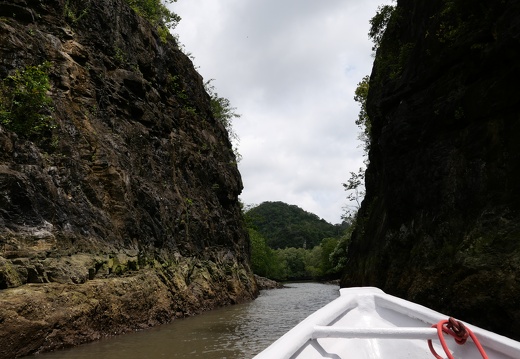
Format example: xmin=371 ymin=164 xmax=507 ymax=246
xmin=254 ymin=274 xmax=284 ymax=290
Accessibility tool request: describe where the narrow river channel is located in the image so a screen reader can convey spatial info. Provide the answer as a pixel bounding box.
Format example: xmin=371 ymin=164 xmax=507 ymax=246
xmin=30 ymin=282 xmax=340 ymax=359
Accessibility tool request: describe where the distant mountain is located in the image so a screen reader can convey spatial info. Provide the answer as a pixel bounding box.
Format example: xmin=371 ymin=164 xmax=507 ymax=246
xmin=245 ymin=201 xmax=344 ymax=249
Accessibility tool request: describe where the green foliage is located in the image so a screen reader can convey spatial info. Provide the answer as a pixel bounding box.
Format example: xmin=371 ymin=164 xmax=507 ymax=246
xmin=124 ymin=0 xmax=180 ymax=30
xmin=276 ymin=247 xmax=308 ymax=280
xmin=204 ymin=80 xmax=240 ymax=136
xmin=204 ymin=79 xmax=242 ymax=161
xmin=369 ymin=4 xmax=396 ymax=52
xmin=249 ymin=238 xmax=342 ymax=281
xmin=64 ymin=0 xmax=91 ymax=24
xmin=329 ymin=218 xmax=356 ymax=273
xmin=249 ymin=228 xmax=272 ymax=277
xmin=354 ymin=75 xmax=370 ymax=156
xmin=156 ymin=24 xmax=171 ymax=43
xmin=114 ymin=46 xmax=128 ymax=66
xmin=0 ymin=62 xmax=54 ymax=137
xmin=432 ymin=0 xmax=494 ymax=48
xmin=245 ymin=201 xmax=341 ymax=250
xmin=342 ymin=167 xmax=365 ymax=220
xmin=245 ymin=201 xmax=348 ymax=281
xmin=369 ymin=3 xmax=413 ymax=82
xmin=305 ymin=245 xmax=323 ymax=278
xmin=249 ymin=228 xmax=285 ymax=279
xmin=167 ymin=74 xmax=186 ymax=98
xmin=320 ymin=237 xmax=340 ymax=276
xmin=434 ymin=0 xmax=472 ymax=44
xmin=392 ymin=42 xmax=415 ymax=79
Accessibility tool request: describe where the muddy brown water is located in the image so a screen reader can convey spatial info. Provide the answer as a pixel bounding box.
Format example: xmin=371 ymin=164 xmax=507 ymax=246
xmin=29 ymin=282 xmax=340 ymax=359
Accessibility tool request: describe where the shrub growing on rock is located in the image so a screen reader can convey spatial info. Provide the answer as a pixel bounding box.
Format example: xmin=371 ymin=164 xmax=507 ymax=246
xmin=0 ymin=62 xmax=54 ymax=137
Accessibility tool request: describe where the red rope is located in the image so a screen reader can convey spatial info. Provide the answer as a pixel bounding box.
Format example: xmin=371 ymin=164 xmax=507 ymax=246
xmin=428 ymin=318 xmax=489 ymax=359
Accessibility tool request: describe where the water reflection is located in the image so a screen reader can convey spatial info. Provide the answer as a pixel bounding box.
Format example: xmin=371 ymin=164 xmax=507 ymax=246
xmin=31 ymin=282 xmax=339 ymax=359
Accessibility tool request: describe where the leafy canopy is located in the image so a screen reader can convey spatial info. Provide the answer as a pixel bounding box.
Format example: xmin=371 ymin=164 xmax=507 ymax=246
xmin=369 ymin=4 xmax=396 ymax=52
xmin=248 ymin=229 xmax=346 ymax=281
xmin=124 ymin=0 xmax=181 ymax=29
xmin=245 ymin=201 xmax=341 ymax=250
xmin=245 ymin=201 xmax=352 ymax=281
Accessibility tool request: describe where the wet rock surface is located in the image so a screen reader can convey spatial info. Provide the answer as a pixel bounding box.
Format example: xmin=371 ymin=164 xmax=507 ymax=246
xmin=342 ymin=0 xmax=520 ymax=340
xmin=0 ymin=0 xmax=257 ymax=357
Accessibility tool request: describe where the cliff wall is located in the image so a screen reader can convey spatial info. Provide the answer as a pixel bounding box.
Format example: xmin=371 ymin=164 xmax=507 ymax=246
xmin=342 ymin=0 xmax=520 ymax=339
xmin=0 ymin=0 xmax=257 ymax=357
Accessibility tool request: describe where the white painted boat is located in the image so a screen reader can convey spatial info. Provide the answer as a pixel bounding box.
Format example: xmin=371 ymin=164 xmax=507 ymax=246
xmin=253 ymin=287 xmax=520 ymax=359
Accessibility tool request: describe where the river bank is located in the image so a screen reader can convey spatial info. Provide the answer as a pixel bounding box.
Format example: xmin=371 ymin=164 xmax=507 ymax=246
xmin=1 ymin=253 xmax=258 ymax=359
xmin=24 ymin=282 xmax=339 ymax=359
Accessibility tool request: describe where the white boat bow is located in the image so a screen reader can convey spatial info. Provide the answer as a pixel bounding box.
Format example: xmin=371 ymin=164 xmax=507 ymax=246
xmin=253 ymin=287 xmax=520 ymax=359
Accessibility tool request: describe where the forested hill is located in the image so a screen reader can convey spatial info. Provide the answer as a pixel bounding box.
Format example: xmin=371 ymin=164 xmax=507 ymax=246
xmin=245 ymin=201 xmax=345 ymax=249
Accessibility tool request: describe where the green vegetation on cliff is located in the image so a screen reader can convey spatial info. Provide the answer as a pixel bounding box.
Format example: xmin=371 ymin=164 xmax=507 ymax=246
xmin=124 ymin=0 xmax=180 ymax=29
xmin=368 ymin=4 xmax=395 ymax=52
xmin=0 ymin=62 xmax=54 ymax=137
xmin=204 ymin=79 xmax=242 ymax=162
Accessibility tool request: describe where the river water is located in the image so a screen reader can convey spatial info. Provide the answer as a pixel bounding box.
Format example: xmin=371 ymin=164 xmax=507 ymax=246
xmin=31 ymin=282 xmax=340 ymax=359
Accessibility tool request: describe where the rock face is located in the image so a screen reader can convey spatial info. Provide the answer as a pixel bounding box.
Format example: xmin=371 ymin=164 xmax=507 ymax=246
xmin=0 ymin=0 xmax=257 ymax=357
xmin=342 ymin=0 xmax=520 ymax=340
xmin=254 ymin=274 xmax=284 ymax=290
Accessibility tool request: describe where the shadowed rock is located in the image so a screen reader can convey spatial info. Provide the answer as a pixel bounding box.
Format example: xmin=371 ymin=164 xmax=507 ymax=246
xmin=342 ymin=0 xmax=520 ymax=341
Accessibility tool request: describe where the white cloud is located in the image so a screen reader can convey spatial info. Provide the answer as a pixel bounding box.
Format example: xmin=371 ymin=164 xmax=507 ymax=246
xmin=171 ymin=0 xmax=391 ymax=223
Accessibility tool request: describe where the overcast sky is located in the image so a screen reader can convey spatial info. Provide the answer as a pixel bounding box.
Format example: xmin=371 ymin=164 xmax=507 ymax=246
xmin=170 ymin=0 xmax=391 ymax=224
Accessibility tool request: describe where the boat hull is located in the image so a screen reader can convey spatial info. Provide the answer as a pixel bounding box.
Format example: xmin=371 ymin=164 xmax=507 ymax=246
xmin=253 ymin=287 xmax=520 ymax=359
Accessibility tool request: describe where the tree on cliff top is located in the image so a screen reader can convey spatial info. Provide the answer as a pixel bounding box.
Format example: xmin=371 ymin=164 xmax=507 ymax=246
xmin=369 ymin=4 xmax=396 ymax=52
xmin=124 ymin=0 xmax=181 ymax=29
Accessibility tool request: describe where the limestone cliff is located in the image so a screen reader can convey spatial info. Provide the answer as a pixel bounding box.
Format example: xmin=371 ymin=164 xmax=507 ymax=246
xmin=0 ymin=0 xmax=257 ymax=357
xmin=342 ymin=0 xmax=520 ymax=340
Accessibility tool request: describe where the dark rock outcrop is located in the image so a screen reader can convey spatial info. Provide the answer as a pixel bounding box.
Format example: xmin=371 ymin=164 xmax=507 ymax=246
xmin=254 ymin=274 xmax=284 ymax=290
xmin=0 ymin=0 xmax=257 ymax=357
xmin=342 ymin=0 xmax=520 ymax=340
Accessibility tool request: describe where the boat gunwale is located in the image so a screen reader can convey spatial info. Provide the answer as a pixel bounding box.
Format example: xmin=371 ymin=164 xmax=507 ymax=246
xmin=253 ymin=287 xmax=520 ymax=359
